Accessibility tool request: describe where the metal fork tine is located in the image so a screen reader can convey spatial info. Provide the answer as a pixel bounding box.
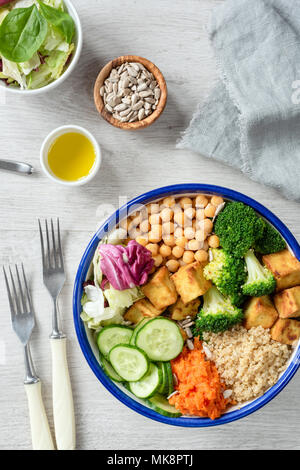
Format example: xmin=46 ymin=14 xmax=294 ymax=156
xmin=57 ymin=218 xmax=64 ymax=269
xmin=9 ymin=266 xmax=21 ymax=314
xmin=15 ymin=265 xmax=27 ymax=313
xmin=3 ymin=267 xmax=16 ymax=319
xmin=38 ymin=219 xmax=45 ymax=270
xmin=22 ymin=263 xmax=33 ymax=312
xmin=51 ymin=219 xmax=57 ymax=267
xmin=45 ymin=220 xmax=51 ymax=268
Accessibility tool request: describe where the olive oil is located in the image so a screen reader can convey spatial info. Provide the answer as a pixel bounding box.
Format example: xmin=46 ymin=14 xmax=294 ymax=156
xmin=48 ymin=132 xmax=96 ymax=182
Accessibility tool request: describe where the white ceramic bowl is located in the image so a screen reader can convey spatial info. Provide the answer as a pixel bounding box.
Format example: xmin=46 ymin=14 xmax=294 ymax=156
xmin=40 ymin=125 xmax=102 ymax=186
xmin=0 ymin=0 xmax=82 ymax=95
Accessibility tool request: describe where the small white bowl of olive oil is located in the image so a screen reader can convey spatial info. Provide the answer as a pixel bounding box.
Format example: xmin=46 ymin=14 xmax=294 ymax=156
xmin=40 ymin=125 xmax=101 ymax=186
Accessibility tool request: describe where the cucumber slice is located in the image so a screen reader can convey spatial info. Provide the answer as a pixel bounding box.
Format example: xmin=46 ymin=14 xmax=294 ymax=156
xmin=165 ymin=362 xmax=174 ymax=396
xmin=109 ymin=344 xmax=149 ymax=382
xmin=129 ymin=363 xmax=162 ymax=398
xmin=130 ymin=318 xmax=150 ymax=345
xmin=97 ymin=325 xmax=133 ymax=358
xmin=99 ymin=354 xmax=123 ymax=382
xmin=136 ymin=318 xmax=184 ymax=361
xmin=157 ymin=362 xmax=169 ymax=395
xmin=146 ymin=394 xmax=182 ymax=417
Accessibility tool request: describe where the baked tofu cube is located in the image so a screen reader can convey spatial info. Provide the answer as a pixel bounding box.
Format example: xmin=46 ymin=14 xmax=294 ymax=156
xmin=262 ymin=249 xmax=300 ymax=291
xmin=271 ymin=318 xmax=300 ymax=345
xmin=274 ymin=286 xmax=300 ymax=319
xmin=142 ymin=266 xmax=178 ymax=310
xmin=171 ymin=261 xmax=212 ymax=304
xmin=169 ymin=297 xmax=200 ymax=321
xmin=124 ymin=299 xmax=164 ymax=324
xmin=243 ymin=295 xmax=278 ymax=330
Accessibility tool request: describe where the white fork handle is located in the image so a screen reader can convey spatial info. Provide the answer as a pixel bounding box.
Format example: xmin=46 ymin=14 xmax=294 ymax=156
xmin=51 ymin=338 xmax=76 ymax=450
xmin=24 ymin=381 xmax=55 ymax=450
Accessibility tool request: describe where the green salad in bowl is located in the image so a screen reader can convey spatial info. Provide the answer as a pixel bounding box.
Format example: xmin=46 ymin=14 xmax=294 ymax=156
xmin=0 ymin=0 xmax=81 ymax=91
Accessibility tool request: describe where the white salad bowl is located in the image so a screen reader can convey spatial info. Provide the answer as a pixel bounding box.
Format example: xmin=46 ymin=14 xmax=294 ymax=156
xmin=0 ymin=0 xmax=82 ymax=95
xmin=73 ymin=184 xmax=300 ymax=427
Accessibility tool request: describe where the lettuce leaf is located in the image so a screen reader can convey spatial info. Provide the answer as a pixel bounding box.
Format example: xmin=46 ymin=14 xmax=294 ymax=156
xmin=27 ymin=42 xmax=73 ymax=88
xmin=1 ymin=57 xmax=26 ymax=88
xmin=19 ymin=51 xmax=40 ymax=75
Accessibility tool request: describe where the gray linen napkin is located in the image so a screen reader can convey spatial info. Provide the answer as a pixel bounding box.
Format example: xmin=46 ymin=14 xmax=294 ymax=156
xmin=178 ymin=0 xmax=300 ymax=200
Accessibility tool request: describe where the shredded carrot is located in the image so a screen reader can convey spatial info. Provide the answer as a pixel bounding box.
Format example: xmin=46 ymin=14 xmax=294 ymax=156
xmin=169 ymin=338 xmax=233 ymax=420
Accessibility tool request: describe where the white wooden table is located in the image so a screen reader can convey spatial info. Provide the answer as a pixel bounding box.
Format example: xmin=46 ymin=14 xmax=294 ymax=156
xmin=0 ymin=0 xmax=299 ymax=451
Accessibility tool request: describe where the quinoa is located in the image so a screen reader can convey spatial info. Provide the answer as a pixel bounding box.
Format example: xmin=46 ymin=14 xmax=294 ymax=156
xmin=203 ymin=325 xmax=291 ymax=403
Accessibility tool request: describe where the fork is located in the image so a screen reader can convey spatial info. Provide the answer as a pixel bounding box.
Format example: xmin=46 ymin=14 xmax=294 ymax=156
xmin=3 ymin=265 xmax=55 ymax=450
xmin=38 ymin=219 xmax=75 ymax=451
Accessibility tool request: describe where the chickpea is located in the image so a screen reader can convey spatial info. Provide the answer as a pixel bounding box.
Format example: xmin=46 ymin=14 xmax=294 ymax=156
xmin=140 ymin=219 xmax=150 ymax=233
xmin=148 ymin=225 xmax=162 ymax=243
xmin=195 ymin=195 xmax=209 ymax=208
xmin=175 ymin=236 xmax=188 ymax=248
xmin=195 ymin=229 xmax=206 ymax=242
xmin=196 ymin=208 xmax=205 ymax=221
xmin=204 ymin=204 xmax=216 ymax=218
xmin=184 ymin=227 xmax=195 ymax=240
xmin=179 ymin=197 xmax=193 ymax=209
xmin=119 ymin=218 xmax=129 ymax=231
xmin=179 ymin=259 xmax=187 ymax=267
xmin=166 ymin=259 xmax=180 ymax=273
xmin=184 ymin=207 xmax=196 ymax=220
xmin=188 ymin=239 xmax=203 ymax=251
xmin=161 ymin=207 xmax=174 ymax=222
xmin=149 ymin=213 xmax=161 ymax=225
xmin=198 ymin=218 xmax=214 ymax=234
xmin=146 ymin=243 xmax=159 ymax=256
xmin=163 ymin=197 xmax=176 ymax=208
xmin=153 ymin=254 xmax=163 ymax=267
xmin=174 ymin=227 xmax=184 ymax=239
xmin=211 ymin=196 xmax=224 ymax=207
xmin=160 ymin=244 xmax=172 ymax=258
xmin=202 ymin=240 xmax=209 ymax=251
xmin=208 ymin=234 xmax=220 ymax=248
xmin=182 ymin=251 xmax=195 ymax=264
xmin=129 ymin=227 xmax=141 ymax=239
xmin=128 ymin=217 xmax=140 ymax=232
xmin=148 ymin=203 xmax=160 ymax=214
xmin=163 ymin=234 xmax=176 ymax=247
xmin=174 ymin=211 xmax=185 ymax=227
xmin=149 ymin=266 xmax=156 ymax=275
xmin=172 ymin=245 xmax=184 ymax=258
xmin=195 ymin=250 xmax=209 ymax=263
xmin=162 ymin=221 xmax=174 ymax=235
xmin=136 ymin=236 xmax=148 ymax=247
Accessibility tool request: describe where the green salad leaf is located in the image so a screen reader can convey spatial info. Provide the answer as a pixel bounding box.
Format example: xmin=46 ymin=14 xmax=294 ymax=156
xmin=0 ymin=5 xmax=48 ymax=62
xmin=37 ymin=0 xmax=74 ymax=44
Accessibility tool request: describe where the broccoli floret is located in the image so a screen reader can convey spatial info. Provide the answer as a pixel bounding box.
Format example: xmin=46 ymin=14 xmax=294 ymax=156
xmin=193 ymin=286 xmax=243 ymax=335
xmin=242 ymin=250 xmax=276 ymax=296
xmin=203 ymin=248 xmax=246 ymax=306
xmin=254 ymin=223 xmax=286 ymax=255
xmin=214 ymin=202 xmax=265 ymax=258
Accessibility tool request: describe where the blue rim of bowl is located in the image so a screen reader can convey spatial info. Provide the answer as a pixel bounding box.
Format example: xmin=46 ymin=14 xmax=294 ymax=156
xmin=73 ymin=184 xmax=300 ymax=427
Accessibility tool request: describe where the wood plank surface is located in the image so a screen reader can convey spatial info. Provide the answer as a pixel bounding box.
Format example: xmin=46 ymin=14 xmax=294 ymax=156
xmin=0 ymin=0 xmax=299 ymax=450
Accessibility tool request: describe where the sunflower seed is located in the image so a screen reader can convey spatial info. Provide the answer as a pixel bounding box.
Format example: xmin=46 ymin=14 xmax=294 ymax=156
xmin=114 ymin=103 xmax=128 ymax=112
xmin=132 ymin=100 xmax=144 ymax=111
xmin=187 ymin=339 xmax=194 ymax=350
xmin=100 ymin=86 xmax=105 ymax=96
xmin=138 ymin=108 xmax=145 ymax=120
xmin=139 ymin=89 xmax=153 ymax=98
xmin=120 ymin=107 xmax=132 ymax=117
xmin=154 ymin=88 xmax=161 ymax=100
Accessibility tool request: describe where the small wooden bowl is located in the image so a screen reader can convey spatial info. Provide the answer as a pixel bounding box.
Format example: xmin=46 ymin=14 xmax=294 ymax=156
xmin=94 ymin=55 xmax=167 ymax=130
